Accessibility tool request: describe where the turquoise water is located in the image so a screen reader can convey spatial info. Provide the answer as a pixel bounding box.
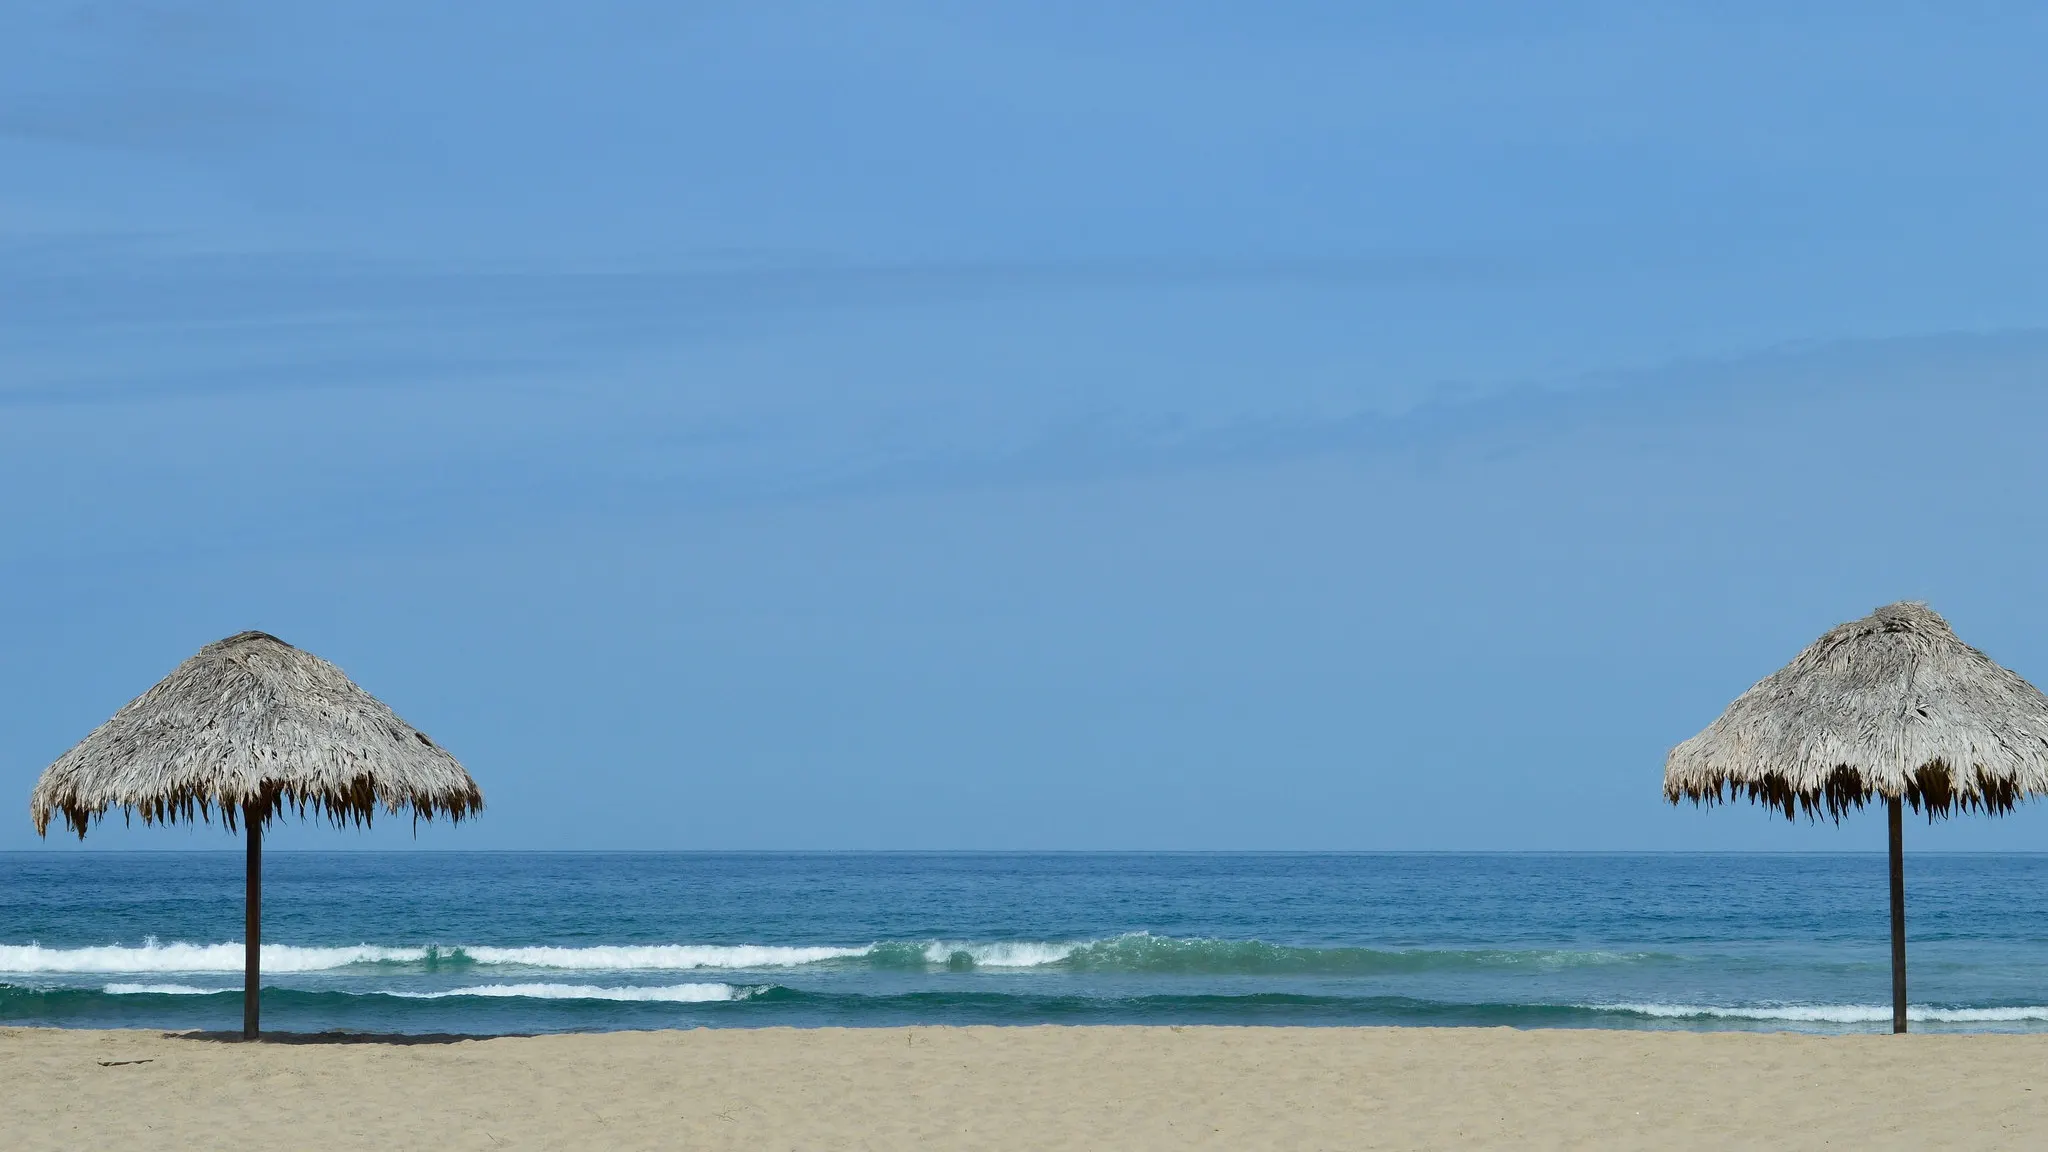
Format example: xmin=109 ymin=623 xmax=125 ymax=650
xmin=4 ymin=852 xmax=2046 ymax=1035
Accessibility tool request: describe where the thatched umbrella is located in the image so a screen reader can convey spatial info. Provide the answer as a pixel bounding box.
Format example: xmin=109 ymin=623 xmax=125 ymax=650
xmin=1665 ymin=602 xmax=2048 ymax=1033
xmin=30 ymin=631 xmax=481 ymax=1039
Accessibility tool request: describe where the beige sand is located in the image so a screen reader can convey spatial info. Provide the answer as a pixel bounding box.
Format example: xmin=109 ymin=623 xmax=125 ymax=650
xmin=3 ymin=1024 xmax=2044 ymax=1150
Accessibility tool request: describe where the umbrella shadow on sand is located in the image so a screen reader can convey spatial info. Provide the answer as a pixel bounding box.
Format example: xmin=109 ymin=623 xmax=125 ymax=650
xmin=163 ymin=1029 xmax=519 ymax=1046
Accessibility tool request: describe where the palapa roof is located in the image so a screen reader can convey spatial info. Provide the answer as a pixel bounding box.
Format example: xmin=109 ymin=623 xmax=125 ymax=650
xmin=1665 ymin=602 xmax=2048 ymax=819
xmin=31 ymin=631 xmax=481 ymax=838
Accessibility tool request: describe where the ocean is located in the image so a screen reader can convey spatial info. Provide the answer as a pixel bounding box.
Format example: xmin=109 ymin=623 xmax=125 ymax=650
xmin=3 ymin=852 xmax=2046 ymax=1035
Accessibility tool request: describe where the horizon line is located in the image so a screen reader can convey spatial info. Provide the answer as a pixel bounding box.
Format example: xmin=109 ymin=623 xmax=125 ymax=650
xmin=5 ymin=848 xmax=2045 ymax=857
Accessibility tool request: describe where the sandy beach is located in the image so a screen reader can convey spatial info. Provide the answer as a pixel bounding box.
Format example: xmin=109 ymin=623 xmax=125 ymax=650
xmin=2 ymin=1025 xmax=2042 ymax=1150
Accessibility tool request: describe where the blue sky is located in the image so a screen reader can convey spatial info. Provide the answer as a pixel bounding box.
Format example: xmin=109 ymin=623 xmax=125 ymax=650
xmin=5 ymin=1 xmax=2048 ymax=850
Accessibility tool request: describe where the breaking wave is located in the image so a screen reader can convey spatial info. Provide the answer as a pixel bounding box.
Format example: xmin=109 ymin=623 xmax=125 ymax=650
xmin=0 ymin=935 xmax=1668 ymax=976
xmin=7 ymin=983 xmax=2048 ymax=1033
xmin=1595 ymin=1002 xmax=2048 ymax=1024
xmin=392 ymin=983 xmax=760 ymax=1002
xmin=0 ymin=940 xmax=863 ymax=974
xmin=89 ymin=981 xmax=760 ymax=1003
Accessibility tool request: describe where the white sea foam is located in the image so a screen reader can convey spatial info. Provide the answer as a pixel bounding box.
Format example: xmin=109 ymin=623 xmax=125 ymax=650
xmin=9 ymin=933 xmax=1518 ymax=976
xmin=0 ymin=941 xmax=428 ymax=974
xmin=920 ymin=941 xmax=1081 ymax=968
xmin=0 ymin=940 xmax=866 ymax=974
xmin=391 ymin=983 xmax=755 ymax=1002
xmin=459 ymin=945 xmax=866 ymax=970
xmin=0 ymin=939 xmax=1086 ymax=974
xmin=1599 ymin=1003 xmax=2048 ymax=1024
xmin=96 ymin=980 xmax=758 ymax=1002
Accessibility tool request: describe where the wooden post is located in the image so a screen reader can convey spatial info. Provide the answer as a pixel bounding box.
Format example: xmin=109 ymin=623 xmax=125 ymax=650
xmin=1888 ymin=796 xmax=1907 ymax=1035
xmin=245 ymin=802 xmax=262 ymax=1041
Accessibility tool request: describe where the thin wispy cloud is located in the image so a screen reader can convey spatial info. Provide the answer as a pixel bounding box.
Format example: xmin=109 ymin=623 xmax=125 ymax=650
xmin=0 ymin=243 xmax=1491 ymax=407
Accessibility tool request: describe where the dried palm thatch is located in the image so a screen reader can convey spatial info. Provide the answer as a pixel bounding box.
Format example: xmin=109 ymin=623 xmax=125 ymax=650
xmin=1665 ymin=602 xmax=2048 ymax=821
xmin=31 ymin=631 xmax=482 ymax=838
xmin=29 ymin=630 xmax=480 ymax=1039
xmin=1665 ymin=601 xmax=2048 ymax=1035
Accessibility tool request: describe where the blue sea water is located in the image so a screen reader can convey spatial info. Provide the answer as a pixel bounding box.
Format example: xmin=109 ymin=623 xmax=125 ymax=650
xmin=3 ymin=852 xmax=2047 ymax=1035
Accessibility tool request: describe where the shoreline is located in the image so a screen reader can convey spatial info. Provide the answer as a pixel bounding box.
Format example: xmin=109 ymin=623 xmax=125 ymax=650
xmin=4 ymin=1024 xmax=2042 ymax=1149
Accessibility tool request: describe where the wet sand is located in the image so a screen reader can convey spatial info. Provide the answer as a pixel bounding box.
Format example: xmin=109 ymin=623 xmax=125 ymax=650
xmin=3 ymin=1024 xmax=2042 ymax=1149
